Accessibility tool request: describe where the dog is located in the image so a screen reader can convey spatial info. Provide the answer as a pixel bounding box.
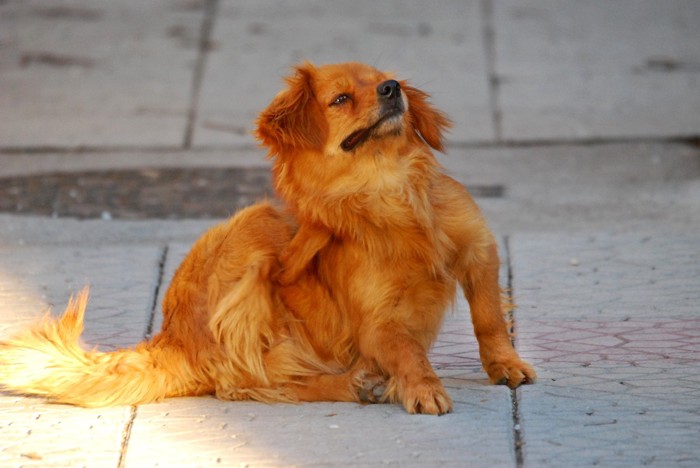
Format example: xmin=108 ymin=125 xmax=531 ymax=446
xmin=0 ymin=62 xmax=535 ymax=415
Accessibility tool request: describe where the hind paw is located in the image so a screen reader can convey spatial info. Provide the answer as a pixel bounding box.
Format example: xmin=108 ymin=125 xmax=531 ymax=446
xmin=353 ymin=370 xmax=386 ymax=403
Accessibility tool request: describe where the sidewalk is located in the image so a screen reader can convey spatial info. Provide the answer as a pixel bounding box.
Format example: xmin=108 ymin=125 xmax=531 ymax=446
xmin=1 ymin=1 xmax=699 ymax=466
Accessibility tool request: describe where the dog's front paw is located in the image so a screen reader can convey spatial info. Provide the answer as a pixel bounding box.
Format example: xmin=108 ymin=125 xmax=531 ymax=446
xmin=402 ymin=377 xmax=452 ymax=415
xmin=485 ymin=358 xmax=536 ymax=389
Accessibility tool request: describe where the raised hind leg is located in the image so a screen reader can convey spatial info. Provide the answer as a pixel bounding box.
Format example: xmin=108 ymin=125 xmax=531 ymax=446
xmin=288 ymin=369 xmax=386 ymax=403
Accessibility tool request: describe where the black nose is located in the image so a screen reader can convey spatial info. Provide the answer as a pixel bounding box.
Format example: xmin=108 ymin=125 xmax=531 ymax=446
xmin=377 ymin=80 xmax=401 ymax=100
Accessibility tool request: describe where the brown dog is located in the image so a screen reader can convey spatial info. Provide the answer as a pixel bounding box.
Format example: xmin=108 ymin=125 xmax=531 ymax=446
xmin=0 ymin=62 xmax=534 ymax=415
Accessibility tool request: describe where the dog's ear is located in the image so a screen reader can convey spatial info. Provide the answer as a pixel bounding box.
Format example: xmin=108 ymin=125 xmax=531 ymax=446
xmin=255 ymin=62 xmax=327 ymax=156
xmin=402 ymin=83 xmax=451 ymax=152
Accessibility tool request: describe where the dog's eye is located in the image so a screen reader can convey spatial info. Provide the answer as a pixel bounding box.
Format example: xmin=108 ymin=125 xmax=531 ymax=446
xmin=330 ymin=94 xmax=351 ymax=107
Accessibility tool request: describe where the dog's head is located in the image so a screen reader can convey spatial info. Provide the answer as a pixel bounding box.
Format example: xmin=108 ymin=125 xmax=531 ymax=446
xmin=255 ymin=62 xmax=451 ymax=158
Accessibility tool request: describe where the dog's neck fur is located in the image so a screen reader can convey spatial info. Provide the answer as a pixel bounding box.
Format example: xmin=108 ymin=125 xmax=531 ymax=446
xmin=271 ymin=138 xmax=455 ymax=280
xmin=273 ymin=140 xmax=439 ymax=235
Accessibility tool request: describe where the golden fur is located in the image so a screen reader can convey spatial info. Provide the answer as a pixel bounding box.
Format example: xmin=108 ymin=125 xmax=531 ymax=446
xmin=0 ymin=62 xmax=534 ymax=415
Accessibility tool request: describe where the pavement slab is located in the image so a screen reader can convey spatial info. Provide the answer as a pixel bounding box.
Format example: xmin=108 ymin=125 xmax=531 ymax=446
xmin=0 ymin=0 xmax=202 ymax=147
xmin=0 ymin=245 xmax=164 ymax=345
xmin=124 ymin=386 xmax=513 ymax=467
xmin=0 ymin=400 xmax=131 ymax=468
xmin=493 ymin=0 xmax=700 ymax=141
xmin=194 ymin=0 xmax=493 ymax=146
xmin=441 ymin=141 xmax=700 ymax=233
xmin=128 ymin=268 xmax=514 ymax=467
xmin=0 ymin=245 xmax=164 ymax=466
xmin=510 ymin=234 xmax=700 ymax=466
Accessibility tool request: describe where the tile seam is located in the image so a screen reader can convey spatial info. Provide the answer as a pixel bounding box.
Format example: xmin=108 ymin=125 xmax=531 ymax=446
xmin=145 ymin=244 xmax=169 ymax=339
xmin=479 ymin=0 xmax=502 ymax=142
xmin=117 ymin=244 xmax=168 ymax=467
xmin=183 ymin=0 xmax=220 ymax=149
xmin=505 ymin=235 xmax=525 ymax=468
xmin=117 ymin=406 xmax=138 ymax=468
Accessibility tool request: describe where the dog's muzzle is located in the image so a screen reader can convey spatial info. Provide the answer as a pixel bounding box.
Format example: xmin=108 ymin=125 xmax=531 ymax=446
xmin=341 ymin=80 xmax=406 ymax=152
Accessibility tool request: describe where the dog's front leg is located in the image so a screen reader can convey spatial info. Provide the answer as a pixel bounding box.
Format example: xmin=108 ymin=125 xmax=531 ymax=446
xmin=359 ymin=320 xmax=452 ymax=415
xmin=460 ymin=243 xmax=536 ymax=388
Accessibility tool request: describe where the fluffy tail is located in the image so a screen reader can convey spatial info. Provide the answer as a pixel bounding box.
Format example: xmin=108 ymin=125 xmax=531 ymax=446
xmin=0 ymin=289 xmax=201 ymax=407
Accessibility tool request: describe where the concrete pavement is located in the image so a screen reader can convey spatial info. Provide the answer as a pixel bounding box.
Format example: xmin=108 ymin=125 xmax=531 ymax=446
xmin=1 ymin=0 xmax=699 ymax=466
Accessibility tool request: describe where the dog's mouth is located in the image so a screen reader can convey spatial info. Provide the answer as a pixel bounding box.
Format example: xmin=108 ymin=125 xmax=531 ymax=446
xmin=340 ymin=108 xmax=404 ymax=152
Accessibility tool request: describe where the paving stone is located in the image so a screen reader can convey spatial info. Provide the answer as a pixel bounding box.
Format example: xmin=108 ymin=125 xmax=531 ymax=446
xmin=130 ymin=279 xmax=514 ymax=467
xmin=510 ymin=234 xmax=700 ymax=466
xmin=0 ymin=400 xmax=131 ymax=468
xmin=0 ymin=245 xmax=163 ymax=346
xmin=0 ymin=148 xmax=271 ymax=179
xmin=446 ymin=142 xmax=700 ymax=233
xmin=509 ymin=234 xmax=699 ymax=320
xmin=0 ymin=0 xmax=202 ymax=147
xmin=430 ymin=295 xmax=483 ymax=376
xmin=194 ymin=0 xmax=493 ymax=146
xmin=125 ymin=388 xmax=512 ymax=467
xmin=0 ymin=214 xmax=213 ymax=247
xmin=0 ymin=245 xmax=163 ymax=466
xmin=493 ymin=0 xmax=700 ymax=140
